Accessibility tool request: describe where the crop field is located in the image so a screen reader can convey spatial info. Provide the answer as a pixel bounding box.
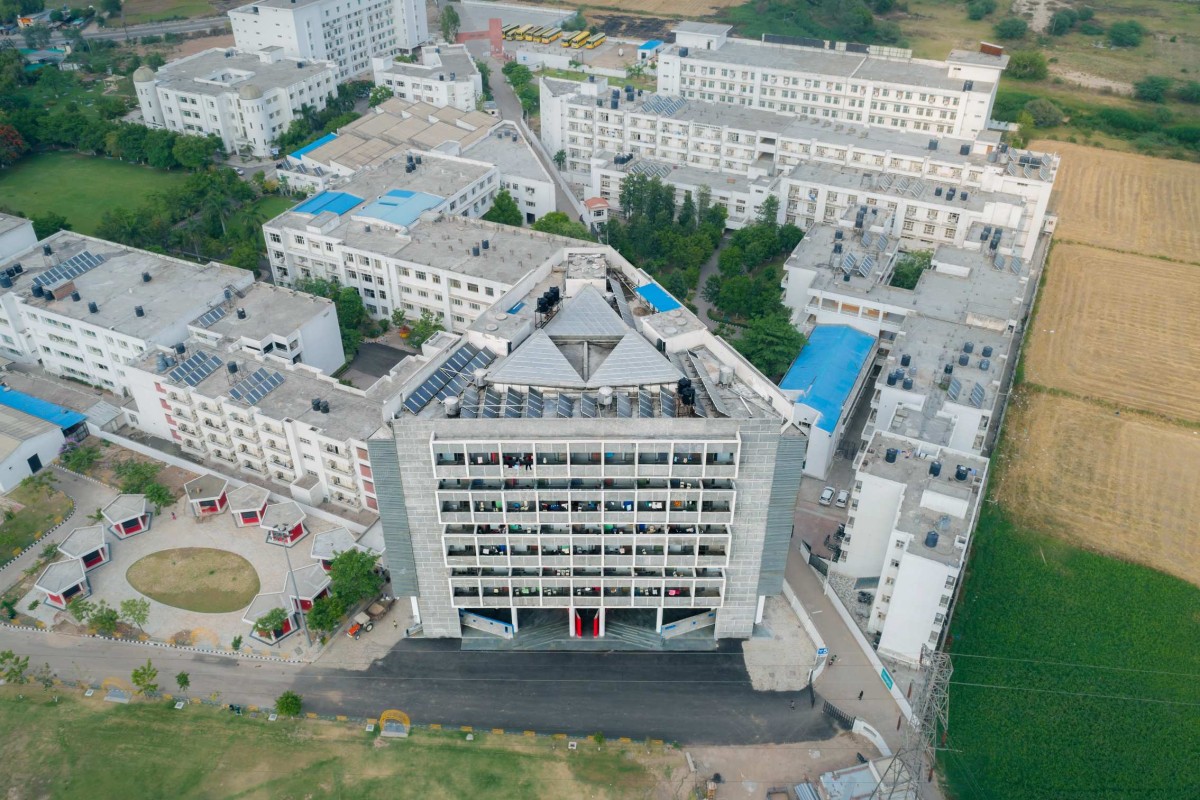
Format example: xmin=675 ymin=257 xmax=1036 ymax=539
xmin=1034 ymin=141 xmax=1200 ymax=264
xmin=943 ymin=503 xmax=1200 ymax=799
xmin=1022 ymin=244 xmax=1200 ymax=421
xmin=993 ymin=390 xmax=1200 ymax=585
xmin=121 ymin=0 xmax=217 ymax=25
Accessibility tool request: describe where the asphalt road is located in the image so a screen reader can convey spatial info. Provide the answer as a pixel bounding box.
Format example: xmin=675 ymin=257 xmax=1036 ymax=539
xmin=49 ymin=16 xmax=229 ymax=46
xmin=0 ymin=626 xmax=840 ymax=744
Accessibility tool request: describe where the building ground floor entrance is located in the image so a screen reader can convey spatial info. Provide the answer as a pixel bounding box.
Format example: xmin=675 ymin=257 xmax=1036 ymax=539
xmin=459 ymin=607 xmax=720 ymax=651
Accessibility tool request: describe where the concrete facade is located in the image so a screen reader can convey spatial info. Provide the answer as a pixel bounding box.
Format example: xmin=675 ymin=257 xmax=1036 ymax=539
xmin=372 ymin=44 xmax=482 ymax=111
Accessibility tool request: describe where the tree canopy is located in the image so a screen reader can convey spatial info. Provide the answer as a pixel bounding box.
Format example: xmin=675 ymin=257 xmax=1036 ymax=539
xmin=734 ymin=314 xmax=807 ymax=380
xmin=329 ymin=549 xmax=384 ymax=608
xmin=530 ymin=212 xmax=594 ymax=241
xmin=482 ymin=188 xmax=523 ymax=226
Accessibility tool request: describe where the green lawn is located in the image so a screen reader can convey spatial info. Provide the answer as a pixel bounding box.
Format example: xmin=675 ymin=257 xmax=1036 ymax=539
xmin=943 ymin=504 xmax=1200 ymax=798
xmin=0 ymin=688 xmax=657 ymax=799
xmin=0 ymin=153 xmax=188 ymax=236
xmin=0 ymin=477 xmax=72 ymax=560
xmin=248 ymin=195 xmax=299 ymax=221
xmin=120 ymin=0 xmax=217 ymax=25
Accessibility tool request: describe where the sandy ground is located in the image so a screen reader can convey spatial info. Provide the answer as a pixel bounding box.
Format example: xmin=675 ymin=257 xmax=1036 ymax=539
xmin=682 ymin=735 xmax=879 ymax=799
xmin=167 ymin=32 xmax=235 ymax=59
xmin=1047 ymin=65 xmax=1133 ymax=95
xmin=994 ymin=391 xmax=1200 ymax=586
xmin=1023 ymin=244 xmax=1200 ymax=422
xmin=1011 ymin=0 xmax=1054 ymax=33
xmin=1033 ymin=141 xmax=1200 ymax=264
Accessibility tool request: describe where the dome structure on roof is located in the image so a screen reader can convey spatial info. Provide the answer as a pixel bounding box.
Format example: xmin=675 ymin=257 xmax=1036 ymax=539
xmin=132 ymin=66 xmax=156 ymax=82
xmin=238 ymin=83 xmax=263 ymax=100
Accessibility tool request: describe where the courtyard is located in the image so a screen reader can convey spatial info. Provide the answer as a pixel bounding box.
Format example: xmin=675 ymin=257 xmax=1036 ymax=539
xmin=17 ymin=479 xmax=342 ymax=660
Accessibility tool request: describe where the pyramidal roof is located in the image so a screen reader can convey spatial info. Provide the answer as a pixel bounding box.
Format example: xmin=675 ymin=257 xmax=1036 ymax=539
xmin=488 ymin=329 xmax=584 ymax=387
xmin=543 ymin=284 xmax=628 ymax=339
xmin=587 ymin=332 xmax=683 ymax=388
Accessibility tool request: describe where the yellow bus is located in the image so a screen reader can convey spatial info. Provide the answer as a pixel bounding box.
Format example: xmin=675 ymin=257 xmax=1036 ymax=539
xmin=540 ymin=28 xmax=563 ymax=44
xmin=563 ymin=30 xmax=589 ymax=48
xmin=584 ymin=33 xmax=607 ymax=49
xmin=524 ymin=26 xmax=547 ymax=41
xmin=501 ymin=23 xmax=519 ymax=39
xmin=507 ymin=24 xmax=532 ymax=40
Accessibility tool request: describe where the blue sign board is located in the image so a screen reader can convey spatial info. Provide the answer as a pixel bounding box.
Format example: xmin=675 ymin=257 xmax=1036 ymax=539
xmin=880 ymin=667 xmax=894 ymax=690
xmin=817 ymin=647 xmax=828 ymax=657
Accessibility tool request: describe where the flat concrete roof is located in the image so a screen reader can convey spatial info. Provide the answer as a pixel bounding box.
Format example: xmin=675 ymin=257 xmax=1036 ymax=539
xmin=379 ymin=44 xmax=477 ymax=82
xmin=463 ymin=124 xmax=550 ymax=184
xmin=196 ymin=283 xmax=334 ymax=342
xmin=785 ymin=161 xmax=1025 ymax=214
xmin=0 ymin=213 xmax=31 ymax=238
xmin=148 ymin=48 xmax=333 ymax=97
xmin=4 ymin=232 xmax=252 ymax=343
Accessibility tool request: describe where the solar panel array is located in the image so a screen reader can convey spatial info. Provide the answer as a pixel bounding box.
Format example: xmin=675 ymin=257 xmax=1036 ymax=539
xmin=504 ymin=389 xmax=524 ymax=419
xmin=947 ymin=377 xmax=962 ymax=402
xmin=402 ymin=344 xmax=496 ymax=414
xmin=229 ymin=368 xmax=285 ymax=405
xmin=168 ymin=352 xmax=222 ymax=387
xmin=638 ymin=391 xmax=654 ymax=418
xmin=841 ymin=252 xmax=858 ymax=273
xmin=526 ymin=389 xmax=544 ymax=418
xmin=579 ymin=394 xmax=597 ymax=418
xmin=616 ymin=392 xmax=632 ymax=418
xmin=639 ymin=95 xmax=686 ymax=117
xmin=969 ymin=382 xmax=986 ymax=409
xmin=448 ymin=387 xmax=719 ymax=420
xmin=857 ymin=255 xmax=874 ymax=278
xmin=33 ymin=251 xmax=106 ymax=288
xmin=482 ymin=388 xmax=502 ymax=419
xmin=660 ymin=392 xmax=676 ymax=418
xmin=196 ymin=306 xmax=228 ymax=328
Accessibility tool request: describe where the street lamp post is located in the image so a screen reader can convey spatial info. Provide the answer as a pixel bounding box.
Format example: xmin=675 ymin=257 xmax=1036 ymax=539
xmin=270 ymin=525 xmax=313 ymax=647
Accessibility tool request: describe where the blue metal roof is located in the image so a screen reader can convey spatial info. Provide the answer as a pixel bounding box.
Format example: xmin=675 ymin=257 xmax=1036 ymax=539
xmin=0 ymin=386 xmax=86 ymax=430
xmin=638 ymin=39 xmax=664 ymax=50
xmin=292 ymin=191 xmax=363 ymax=216
xmin=779 ymin=325 xmax=875 ymax=433
xmin=635 ymin=282 xmax=681 ymax=312
xmin=289 ymin=133 xmax=337 ymax=160
xmin=357 ymin=189 xmax=443 ymax=228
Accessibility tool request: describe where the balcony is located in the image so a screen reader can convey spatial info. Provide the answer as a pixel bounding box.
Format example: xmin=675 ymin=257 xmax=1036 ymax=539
xmin=262 ymin=438 xmax=290 ymax=456
xmin=231 ymin=428 xmax=259 ymax=446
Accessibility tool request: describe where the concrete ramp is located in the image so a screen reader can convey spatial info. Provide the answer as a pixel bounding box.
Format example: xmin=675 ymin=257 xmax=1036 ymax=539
xmin=661 ymin=610 xmax=716 ymax=639
xmin=460 ymin=611 xmax=514 ymax=639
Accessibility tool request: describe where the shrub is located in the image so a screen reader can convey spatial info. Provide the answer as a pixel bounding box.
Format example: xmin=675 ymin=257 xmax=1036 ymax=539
xmin=1024 ymin=98 xmax=1064 ymax=127
xmin=1178 ymin=82 xmax=1200 ymax=104
xmin=1107 ymin=20 xmax=1144 ymax=48
xmin=275 ymin=690 xmax=303 ymax=716
xmin=1048 ymin=9 xmax=1078 ymax=36
xmin=966 ymin=0 xmax=996 ymax=21
xmin=1078 ymin=21 xmax=1104 ymax=36
xmin=1007 ymin=51 xmax=1048 ymax=81
xmin=1133 ymin=76 xmax=1172 ymax=103
xmin=993 ymin=17 xmax=1027 ymax=39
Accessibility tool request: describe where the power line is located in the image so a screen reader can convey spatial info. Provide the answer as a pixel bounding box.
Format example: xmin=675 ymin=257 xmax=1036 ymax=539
xmin=948 ymin=680 xmax=1200 ymax=708
xmin=949 ymin=652 xmax=1200 ymax=679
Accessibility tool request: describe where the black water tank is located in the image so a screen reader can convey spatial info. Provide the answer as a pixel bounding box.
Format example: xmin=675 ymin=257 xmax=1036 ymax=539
xmin=548 ymin=286 xmax=560 ymax=304
xmin=958 ymin=354 xmax=969 ymax=367
xmin=135 ymin=306 xmax=144 ymax=317
xmin=885 ymin=448 xmax=898 ymax=463
xmin=0 ymin=275 xmax=10 ymax=289
xmin=311 ymin=398 xmax=321 ymax=411
xmin=929 ymin=461 xmax=942 ymax=477
xmin=87 ymin=301 xmax=98 ymax=314
xmin=925 ymin=531 xmax=939 ymax=548
xmin=237 ymin=308 xmax=247 ymax=319
xmin=42 ymin=244 xmax=52 ymax=256
xmin=71 ymin=291 xmax=81 ymax=302
xmin=955 ymin=465 xmax=969 ymax=481
xmin=142 ymin=271 xmax=152 ymax=282
xmin=886 ymin=372 xmax=898 ymax=387
xmin=32 ymin=284 xmax=44 ymax=298
xmin=943 ymin=363 xmax=953 ymax=375
xmin=536 ymin=297 xmax=549 ymax=313
xmin=981 ymin=345 xmax=993 ymax=358
xmin=900 ymin=354 xmax=911 ymax=367
xmin=320 ymin=401 xmax=330 ymax=414
xmin=472 ymin=246 xmax=480 ymax=257
xmin=963 ymin=341 xmax=974 ymax=354
xmin=677 ymin=377 xmax=692 ymax=391
xmin=175 ymin=342 xmax=186 ymax=355
xmin=903 ymin=377 xmax=914 ymax=390
xmin=481 ymin=239 xmax=490 ymax=250
xmin=227 ymin=362 xmax=238 ymax=374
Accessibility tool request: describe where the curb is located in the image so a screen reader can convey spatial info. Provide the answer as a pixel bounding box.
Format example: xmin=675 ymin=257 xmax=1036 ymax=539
xmin=0 ymin=623 xmax=305 ymax=664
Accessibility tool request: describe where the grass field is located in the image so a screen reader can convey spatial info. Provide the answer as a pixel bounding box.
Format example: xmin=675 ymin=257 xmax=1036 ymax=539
xmin=1022 ymin=244 xmax=1200 ymax=421
xmin=992 ymin=390 xmax=1200 ymax=585
xmin=0 ymin=688 xmax=662 ymax=799
xmin=0 ymin=477 xmax=72 ymax=561
xmin=943 ymin=503 xmax=1200 ymax=799
xmin=0 ymin=153 xmax=188 ymax=236
xmin=126 ymin=548 xmax=260 ymax=613
xmin=121 ymin=0 xmax=217 ymax=26
xmin=1034 ymin=141 xmax=1200 ymax=263
xmin=248 ymin=195 xmax=298 ymax=221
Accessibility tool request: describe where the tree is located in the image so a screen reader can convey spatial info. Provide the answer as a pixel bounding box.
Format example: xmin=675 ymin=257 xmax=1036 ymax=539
xmin=329 ymin=549 xmax=383 ymax=607
xmin=889 ymin=249 xmax=932 ymax=290
xmin=531 ymin=212 xmax=594 ymax=240
xmin=1134 ymin=75 xmax=1171 ymax=104
xmin=0 ymin=123 xmax=29 ymax=167
xmin=66 ymin=597 xmax=94 ymax=624
xmin=254 ymin=607 xmax=290 ymax=637
xmin=119 ymin=598 xmax=150 ymax=632
xmin=143 ymin=483 xmax=174 ymax=513
xmin=734 ymin=314 xmax=806 ymax=380
xmin=368 ymin=85 xmax=393 ymax=107
xmin=482 ymin=188 xmax=523 ymax=226
xmin=131 ymin=659 xmax=158 ymax=695
xmin=22 ymin=24 xmax=50 ymax=49
xmin=993 ymin=17 xmax=1027 ymax=40
xmin=390 ymin=307 xmax=407 ymax=328
xmin=1048 ymin=9 xmax=1077 ymax=35
xmin=172 ymin=134 xmax=221 ymax=170
xmin=966 ymin=0 xmax=995 ymax=21
xmin=100 ymin=0 xmax=121 ymax=15
xmin=553 ymin=149 xmax=566 ymax=171
xmin=439 ymin=3 xmax=460 ymax=42
xmin=1107 ymin=20 xmax=1144 ymax=48
xmin=275 ymin=690 xmax=303 ymax=717
xmin=29 ymin=211 xmax=69 ymax=240
xmin=306 ymin=595 xmax=346 ymax=634
xmin=175 ymin=671 xmax=190 ymax=694
xmin=89 ymin=600 xmax=120 ymax=636
xmin=1179 ymin=81 xmax=1200 ymax=104
xmin=1007 ymin=51 xmax=1048 ymax=81
xmin=0 ymin=649 xmax=30 ymax=685
xmin=1023 ymin=98 xmax=1063 ymax=127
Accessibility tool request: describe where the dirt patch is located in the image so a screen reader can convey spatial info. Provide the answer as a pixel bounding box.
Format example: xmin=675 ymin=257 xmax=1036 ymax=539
xmin=589 ymin=12 xmax=675 ymax=41
xmin=686 ymin=735 xmax=878 ymax=798
xmin=1011 ymin=0 xmax=1054 ymax=33
xmin=995 ymin=391 xmax=1200 ymax=586
xmin=1023 ymin=244 xmax=1200 ymax=422
xmin=77 ymin=436 xmax=197 ymax=503
xmin=126 ymin=548 xmax=260 ymax=612
xmin=168 ymin=32 xmax=235 ymax=60
xmin=1047 ymin=65 xmax=1132 ymax=95
xmin=1033 ymin=140 xmax=1200 ymax=264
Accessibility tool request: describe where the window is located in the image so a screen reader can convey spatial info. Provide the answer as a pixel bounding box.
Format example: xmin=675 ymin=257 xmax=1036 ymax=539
xmin=415 ymin=271 xmax=427 ymax=281
xmin=939 ymin=595 xmax=951 ymax=607
xmin=466 ymin=283 xmax=479 ymax=293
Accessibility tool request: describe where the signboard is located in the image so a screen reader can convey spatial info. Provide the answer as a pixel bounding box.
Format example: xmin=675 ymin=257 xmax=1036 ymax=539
xmin=817 ymin=647 xmax=828 ymax=657
xmin=880 ymin=667 xmax=894 ymax=691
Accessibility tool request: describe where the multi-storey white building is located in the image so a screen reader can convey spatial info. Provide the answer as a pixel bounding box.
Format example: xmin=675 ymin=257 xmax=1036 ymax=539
xmin=0 ymin=214 xmax=36 ymax=263
xmin=264 ymin=160 xmax=564 ymax=329
xmin=658 ymin=23 xmax=1006 ymax=140
xmin=134 ymin=48 xmax=338 ymax=158
xmin=371 ymin=248 xmax=806 ymax=642
xmin=278 ymin=99 xmax=555 ymax=222
xmin=838 ymin=432 xmax=987 ymax=666
xmin=541 ymin=77 xmax=1056 ymax=256
xmin=229 ymin=0 xmax=429 ymax=81
xmin=372 ymin=44 xmax=482 ymax=111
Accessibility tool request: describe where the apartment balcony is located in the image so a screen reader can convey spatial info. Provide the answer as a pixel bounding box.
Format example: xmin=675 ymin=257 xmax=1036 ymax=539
xmin=262 ymin=438 xmax=290 ymax=457
xmin=180 ymin=439 xmax=206 ymax=456
xmin=170 ymin=407 xmax=196 ymax=422
xmin=325 ymin=460 xmax=353 ymax=477
xmin=330 ymin=492 xmax=361 ymax=511
xmin=231 ymin=428 xmax=259 ymax=446
xmin=211 ymin=452 xmax=236 ymax=466
xmin=239 ymin=461 xmax=265 ymax=476
xmin=201 ymin=417 xmax=228 ymax=433
xmin=206 ymin=433 xmax=233 ymax=449
xmin=700 ymin=511 xmax=734 ymax=524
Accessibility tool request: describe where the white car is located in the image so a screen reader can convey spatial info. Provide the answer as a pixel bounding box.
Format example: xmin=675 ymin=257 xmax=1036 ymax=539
xmin=819 ymin=486 xmax=835 ymax=506
xmin=234 ymin=167 xmax=246 ymax=176
xmin=835 ymin=490 xmax=849 ymax=509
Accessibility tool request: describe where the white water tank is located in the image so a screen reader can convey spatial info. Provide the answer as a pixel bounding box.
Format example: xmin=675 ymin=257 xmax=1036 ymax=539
xmin=598 ymin=386 xmax=614 ymax=406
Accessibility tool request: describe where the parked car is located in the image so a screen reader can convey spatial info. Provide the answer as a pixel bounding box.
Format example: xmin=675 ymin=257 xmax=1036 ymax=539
xmin=234 ymin=167 xmax=246 ymax=176
xmin=819 ymin=486 xmax=835 ymax=506
xmin=835 ymin=489 xmax=849 ymax=508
